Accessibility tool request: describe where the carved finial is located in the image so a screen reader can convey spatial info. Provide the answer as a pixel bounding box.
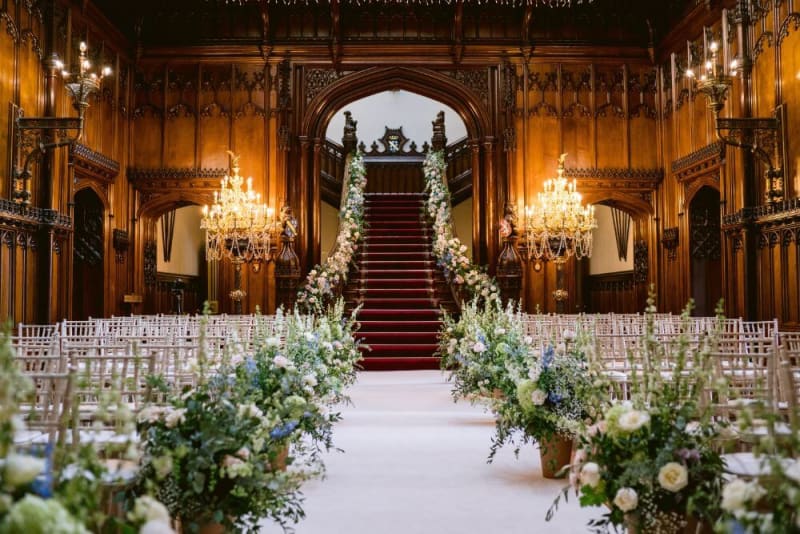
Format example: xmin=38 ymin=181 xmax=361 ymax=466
xmin=557 ymin=153 xmax=567 ymax=172
xmin=226 ymin=150 xmax=240 ymax=173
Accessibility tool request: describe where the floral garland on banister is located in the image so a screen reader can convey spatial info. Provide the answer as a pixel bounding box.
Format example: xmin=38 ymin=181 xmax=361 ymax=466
xmin=296 ymin=151 xmax=367 ymax=314
xmin=423 ymin=150 xmax=500 ymax=305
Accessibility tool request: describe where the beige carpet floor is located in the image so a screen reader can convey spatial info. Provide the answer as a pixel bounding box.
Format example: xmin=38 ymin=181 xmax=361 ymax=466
xmin=264 ymin=370 xmax=603 ymax=533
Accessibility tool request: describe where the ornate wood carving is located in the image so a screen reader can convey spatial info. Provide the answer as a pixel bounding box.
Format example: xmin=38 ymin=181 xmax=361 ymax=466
xmin=112 ymin=229 xmax=130 ymax=263
xmin=633 ymin=239 xmax=648 ymax=283
xmin=690 ymin=206 xmax=721 ymax=261
xmin=70 ymin=143 xmax=121 ymax=182
xmin=144 ymin=240 xmax=157 ymax=286
xmin=672 ymin=141 xmax=725 ymax=181
xmin=275 ymin=206 xmax=301 ymax=309
xmin=496 ymin=205 xmax=522 ymax=305
xmin=661 ymin=227 xmax=679 ymax=261
xmin=305 ymin=68 xmax=343 ymax=103
xmin=444 ymin=68 xmax=489 ymax=107
xmin=73 ymin=205 xmax=104 ymax=267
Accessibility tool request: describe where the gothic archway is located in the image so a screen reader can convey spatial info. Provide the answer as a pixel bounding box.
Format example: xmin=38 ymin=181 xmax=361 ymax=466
xmin=72 ymin=189 xmax=105 ymax=320
xmin=689 ymin=186 xmax=722 ymax=316
xmin=295 ymin=66 xmax=499 ymax=271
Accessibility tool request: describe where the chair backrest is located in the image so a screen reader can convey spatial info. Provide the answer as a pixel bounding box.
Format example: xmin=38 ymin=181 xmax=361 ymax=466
xmin=18 ymin=370 xmax=75 ymax=446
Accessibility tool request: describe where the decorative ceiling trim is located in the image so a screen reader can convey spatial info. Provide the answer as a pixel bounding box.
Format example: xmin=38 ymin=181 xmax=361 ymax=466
xmin=671 ymin=140 xmax=725 ymax=179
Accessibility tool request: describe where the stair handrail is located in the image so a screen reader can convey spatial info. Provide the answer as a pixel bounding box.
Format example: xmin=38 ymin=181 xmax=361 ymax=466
xmin=296 ymin=150 xmax=367 ymax=314
xmin=422 ymin=150 xmax=501 ymax=310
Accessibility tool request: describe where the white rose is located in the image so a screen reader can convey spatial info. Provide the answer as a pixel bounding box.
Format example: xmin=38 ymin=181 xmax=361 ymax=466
xmin=237 ymin=403 xmax=263 ymax=419
xmin=617 ymin=410 xmax=650 ymax=432
xmin=273 ymin=355 xmax=289 ymax=368
xmin=265 ymin=336 xmax=280 ymax=348
xmin=472 ymin=341 xmax=486 ymax=353
xmin=303 ymin=375 xmax=318 ymax=387
xmin=784 ymin=460 xmax=800 ymax=484
xmin=528 ymin=367 xmax=541 ymax=382
xmin=556 ymin=342 xmax=566 ymax=354
xmin=658 ymin=462 xmax=689 ymax=492
xmin=164 ymin=408 xmax=186 ymax=429
xmin=139 ymin=520 xmax=176 ymax=534
xmin=129 ymin=495 xmax=171 ymax=524
xmin=684 ymin=421 xmax=702 ymax=436
xmin=494 ymin=327 xmax=506 ymax=335
xmin=531 ymin=389 xmax=547 ymax=406
xmin=721 ymin=478 xmax=766 ymax=512
xmin=613 ymin=487 xmax=638 ymax=512
xmin=137 ymin=406 xmax=164 ymax=424
xmin=579 ymin=462 xmax=601 ymax=488
xmin=562 ymin=329 xmax=577 ymax=341
xmin=524 ymin=335 xmax=533 ymax=345
xmin=3 ymin=453 xmax=45 ymax=487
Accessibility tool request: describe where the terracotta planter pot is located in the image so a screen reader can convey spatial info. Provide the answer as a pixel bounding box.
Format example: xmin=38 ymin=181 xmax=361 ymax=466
xmin=539 ymin=434 xmax=573 ymax=479
xmin=624 ymin=513 xmax=713 ymax=534
xmin=272 ymin=444 xmax=289 ymax=472
xmin=197 ymin=523 xmax=225 ymax=534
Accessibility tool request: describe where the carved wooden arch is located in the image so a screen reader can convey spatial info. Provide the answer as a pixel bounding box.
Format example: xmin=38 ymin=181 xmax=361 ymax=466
xmin=138 ymin=191 xmax=214 ymax=220
xmin=298 ymin=66 xmax=498 ymax=269
xmin=684 ymin=174 xmax=720 ymax=206
xmin=73 ymin=180 xmax=110 ymax=212
xmin=301 ymin=66 xmax=491 ymax=140
xmin=582 ymin=191 xmax=654 ymax=220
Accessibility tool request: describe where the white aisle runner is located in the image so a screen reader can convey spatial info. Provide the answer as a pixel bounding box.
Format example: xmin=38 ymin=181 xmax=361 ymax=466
xmin=264 ymin=371 xmax=601 ymax=534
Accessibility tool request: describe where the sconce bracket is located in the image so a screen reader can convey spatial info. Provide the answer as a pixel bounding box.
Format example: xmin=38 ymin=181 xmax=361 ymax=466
xmin=714 ymin=105 xmax=786 ymax=203
xmin=12 ymin=110 xmax=84 ymax=206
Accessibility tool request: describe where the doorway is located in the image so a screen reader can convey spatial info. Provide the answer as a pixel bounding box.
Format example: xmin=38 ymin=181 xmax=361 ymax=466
xmin=689 ymin=186 xmax=722 ymax=316
xmin=72 ymin=188 xmax=105 ymax=320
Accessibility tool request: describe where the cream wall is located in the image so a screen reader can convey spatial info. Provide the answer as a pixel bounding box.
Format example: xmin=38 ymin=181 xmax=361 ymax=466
xmin=156 ymin=205 xmax=205 ymax=276
xmin=451 ymin=198 xmax=473 ymax=259
xmin=589 ymin=204 xmax=633 ymax=275
xmin=326 ymin=90 xmax=468 ymax=148
xmin=320 ymin=201 xmax=340 ymax=262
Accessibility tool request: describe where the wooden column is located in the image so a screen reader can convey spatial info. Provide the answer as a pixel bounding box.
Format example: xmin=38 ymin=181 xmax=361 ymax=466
xmin=469 ymin=139 xmax=482 ymax=265
xmin=297 ymin=135 xmax=311 ymax=272
xmin=311 ymin=138 xmax=322 ymax=268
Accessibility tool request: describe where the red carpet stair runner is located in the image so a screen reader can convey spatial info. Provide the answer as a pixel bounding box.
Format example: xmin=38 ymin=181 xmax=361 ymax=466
xmin=346 ymin=193 xmax=458 ymax=370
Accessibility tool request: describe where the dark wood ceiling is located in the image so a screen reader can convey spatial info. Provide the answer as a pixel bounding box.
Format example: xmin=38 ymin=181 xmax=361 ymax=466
xmin=91 ymin=0 xmax=698 ymax=51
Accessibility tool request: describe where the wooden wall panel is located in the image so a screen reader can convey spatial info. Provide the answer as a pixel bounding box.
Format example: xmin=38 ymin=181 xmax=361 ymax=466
xmin=0 ymin=25 xmax=14 ymax=200
xmin=782 ymin=28 xmax=800 ymax=198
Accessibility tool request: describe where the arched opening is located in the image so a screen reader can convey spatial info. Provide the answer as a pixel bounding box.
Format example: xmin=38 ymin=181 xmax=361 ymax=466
xmin=577 ymin=194 xmax=653 ymax=314
xmin=689 ymin=186 xmax=722 ymax=316
xmin=298 ymin=66 xmax=496 ymax=271
xmin=321 ymin=90 xmax=470 ymax=259
xmin=72 ymin=188 xmax=105 ymax=320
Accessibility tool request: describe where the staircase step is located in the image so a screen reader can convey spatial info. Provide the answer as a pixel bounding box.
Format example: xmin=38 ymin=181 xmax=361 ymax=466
xmin=358 ymin=269 xmax=433 ymax=279
xmin=356 ymin=251 xmax=431 ymax=260
xmin=357 ymin=320 xmax=443 ymax=332
xmin=359 ymin=357 xmax=441 ymax=371
xmin=360 ymin=244 xmax=432 ymax=253
xmin=358 ymin=332 xmax=440 ymax=344
xmin=365 ymin=228 xmax=428 ymax=236
xmin=356 ymin=297 xmax=438 ymax=309
xmin=360 ymin=260 xmax=434 ymax=269
xmin=358 ymin=308 xmax=441 ymax=319
xmin=350 ymin=278 xmax=433 ymax=289
xmin=367 ymin=221 xmax=425 ymax=228
xmin=345 ymin=288 xmax=433 ymax=298
xmin=360 ymin=343 xmax=440 ymax=357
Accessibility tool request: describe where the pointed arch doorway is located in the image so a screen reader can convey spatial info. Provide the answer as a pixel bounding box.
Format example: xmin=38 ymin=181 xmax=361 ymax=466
xmin=295 ymin=66 xmax=499 ymax=273
xmin=72 ymin=188 xmax=105 ymax=320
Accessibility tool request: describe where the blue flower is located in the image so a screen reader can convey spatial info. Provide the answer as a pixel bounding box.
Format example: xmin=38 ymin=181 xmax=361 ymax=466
xmin=270 ymin=420 xmax=299 ymax=440
xmin=542 ymin=346 xmax=555 ymax=369
xmin=548 ymin=392 xmax=563 ymax=405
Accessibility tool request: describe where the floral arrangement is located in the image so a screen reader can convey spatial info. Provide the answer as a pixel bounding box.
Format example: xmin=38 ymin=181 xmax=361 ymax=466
xmin=0 ymin=329 xmax=173 ymax=534
xmin=273 ymin=299 xmax=362 ymax=404
xmin=549 ymin=299 xmax=727 ymax=533
xmin=438 ymin=299 xmax=532 ymax=401
xmin=495 ymin=332 xmax=599 ymax=452
xmin=422 ymin=150 xmax=500 ymax=305
xmin=296 ymin=151 xmax=367 ymax=314
xmin=135 ymin=374 xmax=308 ymax=533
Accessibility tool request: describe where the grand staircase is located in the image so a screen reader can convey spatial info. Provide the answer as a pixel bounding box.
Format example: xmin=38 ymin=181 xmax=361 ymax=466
xmin=345 ymin=193 xmax=457 ymax=370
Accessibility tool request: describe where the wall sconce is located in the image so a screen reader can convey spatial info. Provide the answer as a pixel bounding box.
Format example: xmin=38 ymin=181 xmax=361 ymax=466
xmin=12 ymin=41 xmax=111 ymax=206
xmin=685 ymin=25 xmax=786 ymax=203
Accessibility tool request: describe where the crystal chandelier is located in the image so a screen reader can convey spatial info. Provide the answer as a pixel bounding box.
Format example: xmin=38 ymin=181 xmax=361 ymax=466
xmin=201 ymin=151 xmax=277 ymax=312
xmin=524 ymin=153 xmax=596 ymax=264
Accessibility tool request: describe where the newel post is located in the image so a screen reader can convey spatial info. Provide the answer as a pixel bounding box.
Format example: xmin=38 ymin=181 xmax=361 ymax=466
xmin=495 ymin=204 xmax=522 ymax=305
xmin=275 ymin=206 xmax=301 ymax=310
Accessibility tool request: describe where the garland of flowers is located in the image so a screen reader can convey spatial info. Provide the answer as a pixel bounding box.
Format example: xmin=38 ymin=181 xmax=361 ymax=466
xmin=422 ymin=150 xmax=500 ymax=305
xmin=296 ymin=152 xmax=367 ymax=314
